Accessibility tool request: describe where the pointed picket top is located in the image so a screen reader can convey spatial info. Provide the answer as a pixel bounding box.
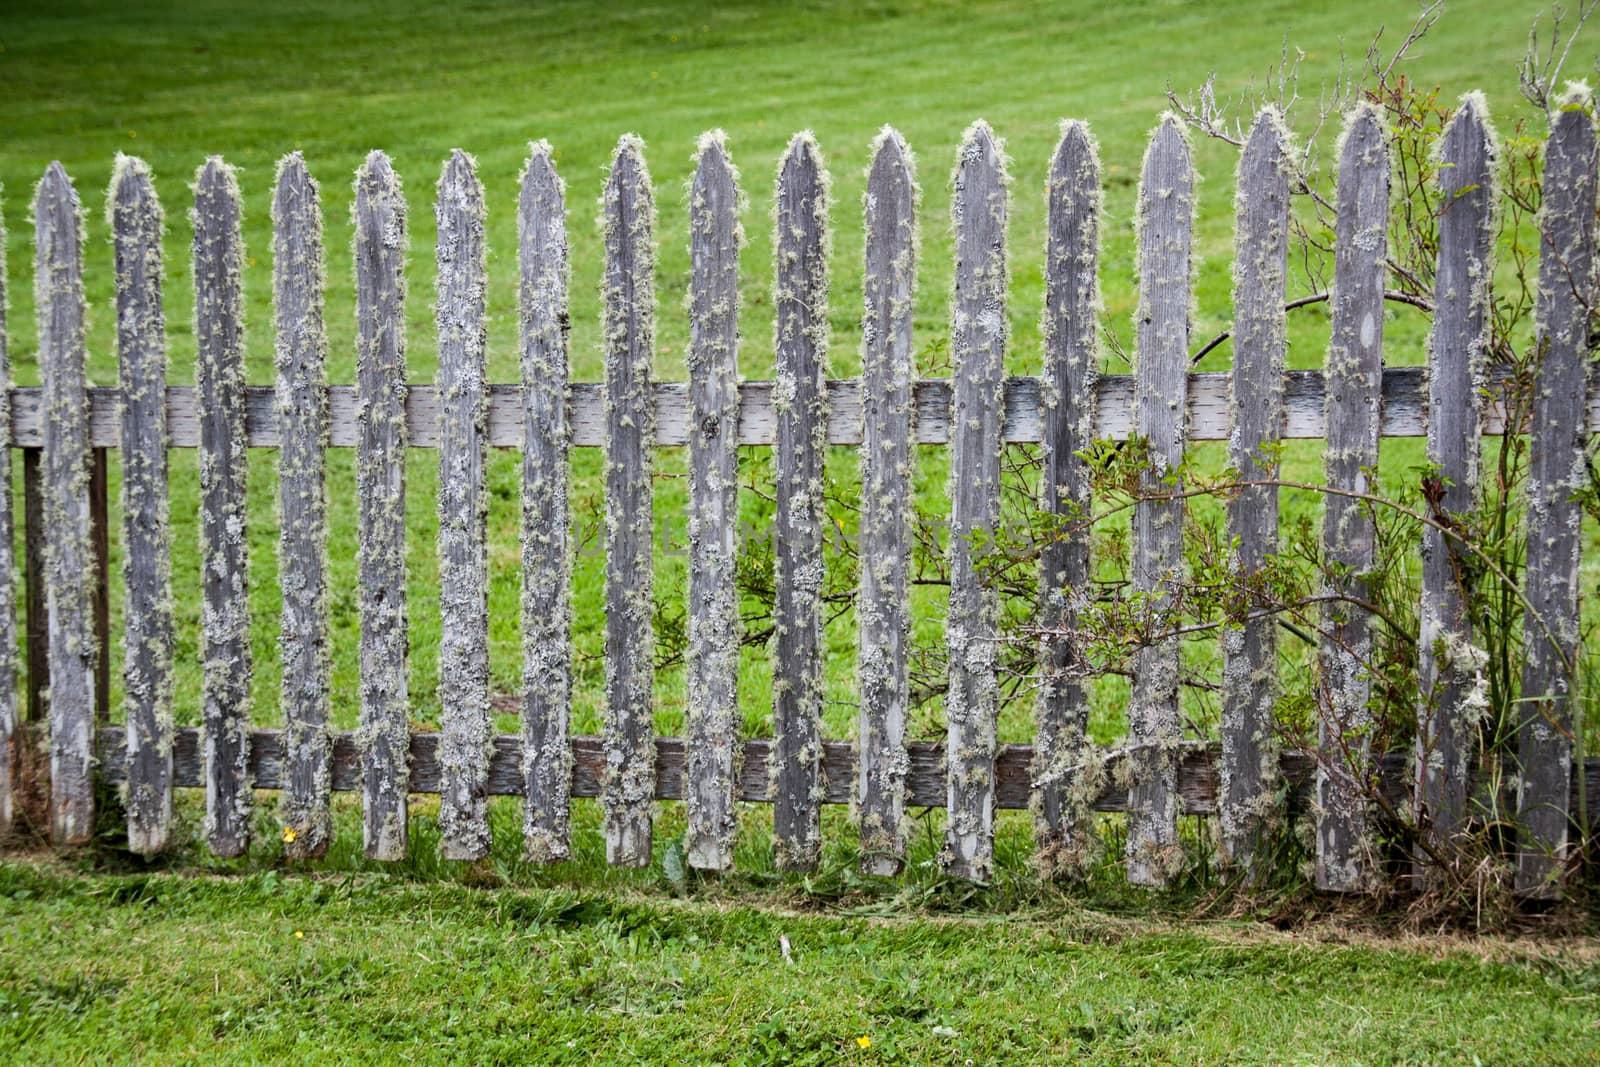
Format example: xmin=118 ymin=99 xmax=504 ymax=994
xmin=1035 ymin=117 xmax=1103 ymax=879
xmin=518 ymin=137 xmax=574 ymax=865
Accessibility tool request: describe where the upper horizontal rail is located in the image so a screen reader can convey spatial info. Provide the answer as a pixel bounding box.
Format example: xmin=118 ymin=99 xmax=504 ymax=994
xmin=4 ymin=364 xmax=1571 ymax=448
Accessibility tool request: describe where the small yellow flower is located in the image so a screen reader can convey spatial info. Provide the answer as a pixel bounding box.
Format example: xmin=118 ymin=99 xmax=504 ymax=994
xmin=294 ymin=931 xmax=304 ymax=939
xmin=856 ymin=1036 xmax=871 ymax=1049
xmin=282 ymin=827 xmax=297 ymax=844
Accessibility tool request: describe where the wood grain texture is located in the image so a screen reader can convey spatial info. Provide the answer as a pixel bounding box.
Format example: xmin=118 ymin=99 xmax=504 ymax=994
xmin=1416 ymin=96 xmax=1497 ymax=879
xmin=435 ymin=150 xmax=492 ymax=862
xmin=943 ymin=121 xmax=1007 ymax=882
xmin=273 ymin=153 xmax=332 ymax=860
xmin=1126 ymin=117 xmax=1195 ymax=887
xmin=601 ymin=135 xmax=656 ymax=868
xmin=1034 ymin=120 xmax=1101 ymax=878
xmin=772 ymin=132 xmax=830 ymax=873
xmin=684 ymin=132 xmax=742 ymax=872
xmin=110 ymin=155 xmax=173 ymax=856
xmin=93 ymin=727 xmax=1600 ymax=829
xmin=857 ymin=128 xmax=916 ymax=877
xmin=1516 ymin=91 xmax=1596 ymax=900
xmin=34 ymin=162 xmax=96 ymax=846
xmin=194 ymin=157 xmax=252 ymax=859
xmin=518 ymin=143 xmax=573 ymax=864
xmin=354 ymin=151 xmax=410 ymax=861
xmin=1316 ymin=105 xmax=1389 ymax=894
xmin=1218 ymin=110 xmax=1290 ymax=874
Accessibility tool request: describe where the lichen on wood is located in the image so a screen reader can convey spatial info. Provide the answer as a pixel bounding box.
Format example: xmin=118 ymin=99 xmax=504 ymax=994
xmin=772 ymin=131 xmax=830 ymax=873
xmin=1218 ymin=108 xmax=1292 ymax=874
xmin=273 ymin=152 xmax=332 ymax=860
xmin=1316 ymin=103 xmax=1389 ymax=894
xmin=110 ymin=154 xmax=174 ymax=856
xmin=1126 ymin=116 xmax=1195 ymax=888
xmin=353 ymin=150 xmax=411 ymax=862
xmin=943 ymin=120 xmax=1008 ymax=882
xmin=1415 ymin=94 xmax=1498 ymax=882
xmin=857 ymin=126 xmax=916 ymax=878
xmin=602 ymin=134 xmax=657 ymax=868
xmin=685 ymin=130 xmax=743 ymax=872
xmin=435 ymin=149 xmax=492 ymax=862
xmin=193 ymin=157 xmax=252 ymax=859
xmin=1034 ymin=119 xmax=1103 ymax=880
xmin=519 ymin=141 xmax=574 ymax=865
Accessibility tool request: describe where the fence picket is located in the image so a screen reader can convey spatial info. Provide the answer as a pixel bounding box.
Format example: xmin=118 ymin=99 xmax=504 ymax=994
xmin=1516 ymin=89 xmax=1597 ymax=899
xmin=34 ymin=163 xmax=95 ymax=845
xmin=0 ymin=197 xmax=9 ymax=838
xmin=111 ymin=156 xmax=173 ymax=856
xmin=1035 ymin=120 xmax=1101 ymax=878
xmin=602 ymin=135 xmax=657 ymax=867
xmin=772 ymin=132 xmax=830 ymax=873
xmin=685 ymin=131 xmax=742 ymax=871
xmin=435 ymin=150 xmax=491 ymax=861
xmin=857 ymin=127 xmax=916 ymax=877
xmin=1127 ymin=117 xmax=1194 ymax=887
xmin=1416 ymin=96 xmax=1497 ymax=877
xmin=944 ymin=121 xmax=1007 ymax=882
xmin=1316 ymin=104 xmax=1389 ymax=893
xmin=519 ymin=142 xmax=573 ymax=864
xmin=1219 ymin=109 xmax=1290 ymax=872
xmin=194 ymin=157 xmax=252 ymax=858
xmin=273 ymin=152 xmax=332 ymax=859
xmin=354 ymin=151 xmax=411 ymax=861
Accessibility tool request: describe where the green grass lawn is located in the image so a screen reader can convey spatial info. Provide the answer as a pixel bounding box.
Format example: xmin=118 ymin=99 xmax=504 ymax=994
xmin=4 ymin=1 xmax=1600 ymax=1059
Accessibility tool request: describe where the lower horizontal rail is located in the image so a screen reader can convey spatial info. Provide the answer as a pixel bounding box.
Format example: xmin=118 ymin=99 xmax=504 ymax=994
xmin=95 ymin=727 xmax=1600 ymax=824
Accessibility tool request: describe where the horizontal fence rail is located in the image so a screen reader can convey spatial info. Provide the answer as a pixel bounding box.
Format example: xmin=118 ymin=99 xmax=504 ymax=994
xmin=4 ymin=92 xmax=1599 ymax=903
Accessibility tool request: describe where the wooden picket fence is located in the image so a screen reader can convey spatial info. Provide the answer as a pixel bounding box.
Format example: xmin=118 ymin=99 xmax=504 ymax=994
xmin=2 ymin=93 xmax=1599 ymax=900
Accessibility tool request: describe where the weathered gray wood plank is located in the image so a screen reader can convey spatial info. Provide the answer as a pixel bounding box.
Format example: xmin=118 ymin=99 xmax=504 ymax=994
xmin=1 ymin=365 xmax=1575 ymax=449
xmin=1416 ymin=95 xmax=1497 ymax=880
xmin=1219 ymin=109 xmax=1291 ymax=873
xmin=1516 ymin=88 xmax=1597 ymax=900
xmin=273 ymin=153 xmax=332 ymax=860
xmin=944 ymin=121 xmax=1007 ymax=882
xmin=110 ymin=155 xmax=173 ymax=856
xmin=602 ymin=135 xmax=657 ymax=868
xmin=0 ymin=199 xmax=12 ymax=838
xmin=435 ymin=150 xmax=492 ymax=862
xmin=857 ymin=127 xmax=916 ymax=877
xmin=34 ymin=162 xmax=95 ymax=845
xmin=1127 ymin=116 xmax=1194 ymax=887
xmin=354 ymin=151 xmax=411 ymax=862
xmin=685 ymin=131 xmax=742 ymax=872
xmin=772 ymin=132 xmax=830 ymax=873
xmin=95 ymin=727 xmax=1600 ymax=828
xmin=1317 ymin=104 xmax=1389 ymax=894
xmin=194 ymin=157 xmax=252 ymax=859
xmin=518 ymin=141 xmax=573 ymax=865
xmin=1034 ymin=120 xmax=1101 ymax=879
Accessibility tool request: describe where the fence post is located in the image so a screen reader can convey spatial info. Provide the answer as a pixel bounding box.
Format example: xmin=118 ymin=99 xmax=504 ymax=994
xmin=1516 ymin=87 xmax=1597 ymax=899
xmin=194 ymin=157 xmax=252 ymax=859
xmin=1317 ymin=103 xmax=1389 ymax=893
xmin=435 ymin=149 xmax=491 ymax=862
xmin=519 ymin=141 xmax=573 ymax=864
xmin=857 ymin=127 xmax=915 ymax=877
xmin=354 ymin=150 xmax=411 ymax=862
xmin=1219 ymin=108 xmax=1291 ymax=873
xmin=944 ymin=120 xmax=1007 ymax=882
xmin=685 ymin=131 xmax=742 ymax=872
xmin=34 ymin=162 xmax=95 ymax=846
xmin=772 ymin=132 xmax=829 ymax=873
xmin=273 ymin=152 xmax=332 ymax=860
xmin=602 ymin=134 xmax=657 ymax=868
xmin=110 ymin=154 xmax=174 ymax=856
xmin=1127 ymin=117 xmax=1194 ymax=887
xmin=0 ymin=197 xmax=12 ymax=838
xmin=1035 ymin=119 xmax=1101 ymax=878
xmin=1416 ymin=95 xmax=1497 ymax=881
